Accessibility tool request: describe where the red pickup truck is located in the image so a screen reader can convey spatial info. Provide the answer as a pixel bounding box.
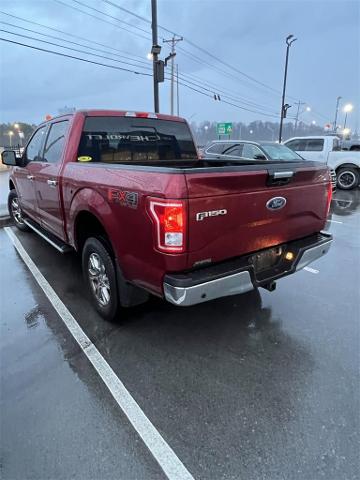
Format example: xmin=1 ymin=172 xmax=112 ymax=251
xmin=2 ymin=110 xmax=333 ymax=321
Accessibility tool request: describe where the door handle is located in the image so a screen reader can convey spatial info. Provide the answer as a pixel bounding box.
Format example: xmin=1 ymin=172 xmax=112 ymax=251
xmin=27 ymin=175 xmax=35 ymax=181
xmin=47 ymin=179 xmax=58 ymax=187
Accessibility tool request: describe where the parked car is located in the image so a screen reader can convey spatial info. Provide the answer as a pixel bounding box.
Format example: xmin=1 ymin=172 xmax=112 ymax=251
xmin=284 ymin=136 xmax=360 ymax=190
xmin=2 ymin=110 xmax=332 ymax=321
xmin=203 ymin=140 xmax=337 ymax=190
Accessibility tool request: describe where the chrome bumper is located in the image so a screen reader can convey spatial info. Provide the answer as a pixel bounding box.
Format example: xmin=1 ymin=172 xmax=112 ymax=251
xmin=164 ymin=233 xmax=332 ymax=307
xmin=164 ymin=271 xmax=254 ymax=306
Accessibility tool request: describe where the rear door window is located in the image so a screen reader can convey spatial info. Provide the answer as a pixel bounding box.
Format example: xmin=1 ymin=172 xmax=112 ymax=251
xmin=242 ymin=144 xmax=265 ymax=159
xmin=287 ymin=139 xmax=309 ymax=151
xmin=206 ymin=143 xmax=223 ymax=154
xmin=78 ymin=116 xmax=197 ymax=163
xmin=305 ymin=139 xmax=324 ymax=151
xmin=224 ymin=144 xmax=243 ymax=156
xmin=43 ymin=121 xmax=69 ymax=164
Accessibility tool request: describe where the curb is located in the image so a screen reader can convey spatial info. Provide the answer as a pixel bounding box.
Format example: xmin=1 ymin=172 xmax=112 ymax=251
xmin=0 ymin=215 xmax=13 ymax=228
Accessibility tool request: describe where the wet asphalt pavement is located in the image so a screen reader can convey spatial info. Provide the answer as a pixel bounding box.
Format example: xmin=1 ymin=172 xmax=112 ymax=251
xmin=1 ymin=189 xmax=359 ymax=480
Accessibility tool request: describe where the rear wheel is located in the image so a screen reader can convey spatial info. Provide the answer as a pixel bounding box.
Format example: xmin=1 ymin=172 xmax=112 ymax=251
xmin=8 ymin=190 xmax=30 ymax=231
xmin=82 ymin=237 xmax=119 ymax=321
xmin=336 ymin=167 xmax=359 ymax=190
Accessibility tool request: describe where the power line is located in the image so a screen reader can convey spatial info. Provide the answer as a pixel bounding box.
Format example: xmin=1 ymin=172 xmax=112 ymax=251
xmin=1 ymin=25 xmax=280 ymax=117
xmin=100 ymin=0 xmax=331 ymax=116
xmin=0 ymin=29 xmax=153 ymax=72
xmin=60 ymin=0 xmax=284 ymax=101
xmin=0 ymin=36 xmax=280 ymax=119
xmin=178 ymin=70 xmax=279 ymax=112
xmin=98 ymin=0 xmax=285 ymax=97
xmin=0 ymin=37 xmax=152 ymax=76
xmin=174 ymin=72 xmax=279 ymax=116
xmin=1 ymin=23 xmax=279 ymax=116
xmin=71 ymin=0 xmax=150 ymax=36
xmin=0 ymin=21 xmax=151 ymax=68
xmin=175 ymin=77 xmax=281 ymax=118
xmin=53 ymin=0 xmax=151 ymax=42
xmin=0 ymin=10 xmax=147 ymax=61
xmin=0 ymin=14 xmax=279 ymax=114
xmin=52 ymin=1 xmax=284 ymax=107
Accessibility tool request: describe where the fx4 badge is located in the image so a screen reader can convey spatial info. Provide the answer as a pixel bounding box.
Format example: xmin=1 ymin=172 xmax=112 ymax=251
xmin=196 ymin=209 xmax=227 ymax=221
xmin=266 ymin=197 xmax=286 ymax=211
xmin=108 ymin=189 xmax=138 ymax=209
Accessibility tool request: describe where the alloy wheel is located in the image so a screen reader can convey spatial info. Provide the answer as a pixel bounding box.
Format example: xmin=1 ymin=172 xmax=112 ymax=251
xmin=338 ymin=171 xmax=356 ymax=189
xmin=11 ymin=197 xmax=24 ymax=225
xmin=88 ymin=252 xmax=111 ymax=306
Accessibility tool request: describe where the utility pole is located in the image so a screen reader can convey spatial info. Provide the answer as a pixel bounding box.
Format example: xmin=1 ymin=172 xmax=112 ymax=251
xmin=333 ymin=96 xmax=342 ymax=133
xmin=163 ymin=35 xmax=183 ymax=115
xmin=151 ymin=0 xmax=160 ymax=113
xmin=176 ymin=64 xmax=180 ymax=116
xmin=279 ymin=34 xmax=297 ymax=143
xmin=294 ymin=101 xmax=305 ymax=135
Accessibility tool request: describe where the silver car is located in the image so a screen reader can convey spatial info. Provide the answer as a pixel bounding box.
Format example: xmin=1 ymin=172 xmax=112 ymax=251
xmin=204 ymin=140 xmax=336 ymax=190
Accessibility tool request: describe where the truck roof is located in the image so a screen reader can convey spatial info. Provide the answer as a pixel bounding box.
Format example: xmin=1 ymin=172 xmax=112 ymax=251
xmin=285 ymin=135 xmax=338 ymax=140
xmin=40 ymin=110 xmax=187 ymax=125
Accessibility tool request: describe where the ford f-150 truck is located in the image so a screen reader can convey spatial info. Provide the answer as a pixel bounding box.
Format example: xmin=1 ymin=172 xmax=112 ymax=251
xmin=284 ymin=135 xmax=360 ymax=190
xmin=2 ymin=110 xmax=333 ymax=321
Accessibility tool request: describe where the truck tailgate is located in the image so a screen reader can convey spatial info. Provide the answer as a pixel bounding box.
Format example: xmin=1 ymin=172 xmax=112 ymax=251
xmin=185 ymin=164 xmax=331 ymax=267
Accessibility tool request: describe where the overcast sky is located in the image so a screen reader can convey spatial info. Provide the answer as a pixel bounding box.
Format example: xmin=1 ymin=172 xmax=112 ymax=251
xmin=0 ymin=0 xmax=359 ymax=131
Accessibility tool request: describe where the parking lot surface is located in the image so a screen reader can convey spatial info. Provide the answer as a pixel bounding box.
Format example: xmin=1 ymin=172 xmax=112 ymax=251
xmin=1 ymin=189 xmax=359 ymax=480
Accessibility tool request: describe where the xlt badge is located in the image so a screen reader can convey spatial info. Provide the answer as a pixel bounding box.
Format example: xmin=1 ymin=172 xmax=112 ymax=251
xmin=196 ymin=209 xmax=227 ymax=221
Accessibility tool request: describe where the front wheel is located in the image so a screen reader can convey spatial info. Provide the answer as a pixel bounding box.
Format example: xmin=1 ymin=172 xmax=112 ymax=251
xmin=82 ymin=237 xmax=119 ymax=321
xmin=336 ymin=167 xmax=359 ymax=190
xmin=8 ymin=190 xmax=30 ymax=231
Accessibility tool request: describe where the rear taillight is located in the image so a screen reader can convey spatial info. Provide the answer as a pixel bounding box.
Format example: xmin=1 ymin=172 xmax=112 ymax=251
xmin=326 ymin=180 xmax=332 ymax=217
xmin=148 ymin=198 xmax=186 ymax=253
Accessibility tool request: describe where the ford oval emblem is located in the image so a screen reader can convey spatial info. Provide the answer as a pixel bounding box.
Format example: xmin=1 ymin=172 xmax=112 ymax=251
xmin=266 ymin=196 xmax=287 ymax=211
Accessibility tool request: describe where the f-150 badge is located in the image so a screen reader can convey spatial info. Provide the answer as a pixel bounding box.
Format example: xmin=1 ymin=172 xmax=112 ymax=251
xmin=196 ymin=209 xmax=227 ymax=221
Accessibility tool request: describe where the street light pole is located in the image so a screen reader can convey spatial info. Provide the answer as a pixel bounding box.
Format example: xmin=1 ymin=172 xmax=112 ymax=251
xmin=343 ymin=104 xmax=354 ymax=131
xmin=279 ymin=34 xmax=297 ymax=143
xmin=151 ymin=0 xmax=160 ymax=113
xmin=333 ymin=96 xmax=342 ymax=133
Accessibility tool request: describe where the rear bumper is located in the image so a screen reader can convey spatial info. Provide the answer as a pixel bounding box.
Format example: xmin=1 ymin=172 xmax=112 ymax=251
xmin=163 ymin=232 xmax=332 ymax=306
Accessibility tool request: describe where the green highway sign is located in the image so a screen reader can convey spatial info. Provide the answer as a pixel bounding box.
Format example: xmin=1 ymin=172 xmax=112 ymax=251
xmin=217 ymin=122 xmax=233 ymax=135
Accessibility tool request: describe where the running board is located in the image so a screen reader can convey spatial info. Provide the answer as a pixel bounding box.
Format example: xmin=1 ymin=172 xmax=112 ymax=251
xmin=23 ymin=219 xmax=73 ymax=254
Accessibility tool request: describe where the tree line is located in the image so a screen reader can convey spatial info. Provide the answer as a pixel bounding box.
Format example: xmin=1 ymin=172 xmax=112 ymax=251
xmin=190 ymin=120 xmax=326 ymax=146
xmin=0 ymin=119 xmax=326 ymax=148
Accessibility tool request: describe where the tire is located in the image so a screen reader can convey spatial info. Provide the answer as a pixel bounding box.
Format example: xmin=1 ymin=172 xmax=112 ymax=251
xmin=336 ymin=167 xmax=359 ymax=190
xmin=8 ymin=190 xmax=30 ymax=231
xmin=82 ymin=237 xmax=119 ymax=321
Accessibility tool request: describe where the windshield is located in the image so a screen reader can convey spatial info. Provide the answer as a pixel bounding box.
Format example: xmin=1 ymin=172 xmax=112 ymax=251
xmin=261 ymin=144 xmax=304 ymax=161
xmin=78 ymin=116 xmax=197 ymax=163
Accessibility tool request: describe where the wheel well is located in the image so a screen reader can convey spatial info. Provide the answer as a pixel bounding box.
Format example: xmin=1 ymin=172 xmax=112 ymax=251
xmin=9 ymin=179 xmax=15 ymax=191
xmin=74 ymin=212 xmax=114 ymax=256
xmin=336 ymin=163 xmax=359 ymax=173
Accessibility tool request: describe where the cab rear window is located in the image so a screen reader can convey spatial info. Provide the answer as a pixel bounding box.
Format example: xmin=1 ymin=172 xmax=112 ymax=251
xmin=78 ymin=116 xmax=197 ymax=163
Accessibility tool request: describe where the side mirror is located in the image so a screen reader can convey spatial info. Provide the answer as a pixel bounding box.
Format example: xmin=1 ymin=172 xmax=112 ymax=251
xmin=1 ymin=150 xmax=19 ymax=166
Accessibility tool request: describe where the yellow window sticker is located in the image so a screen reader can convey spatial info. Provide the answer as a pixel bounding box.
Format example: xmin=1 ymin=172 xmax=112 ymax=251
xmin=77 ymin=156 xmax=92 ymax=162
